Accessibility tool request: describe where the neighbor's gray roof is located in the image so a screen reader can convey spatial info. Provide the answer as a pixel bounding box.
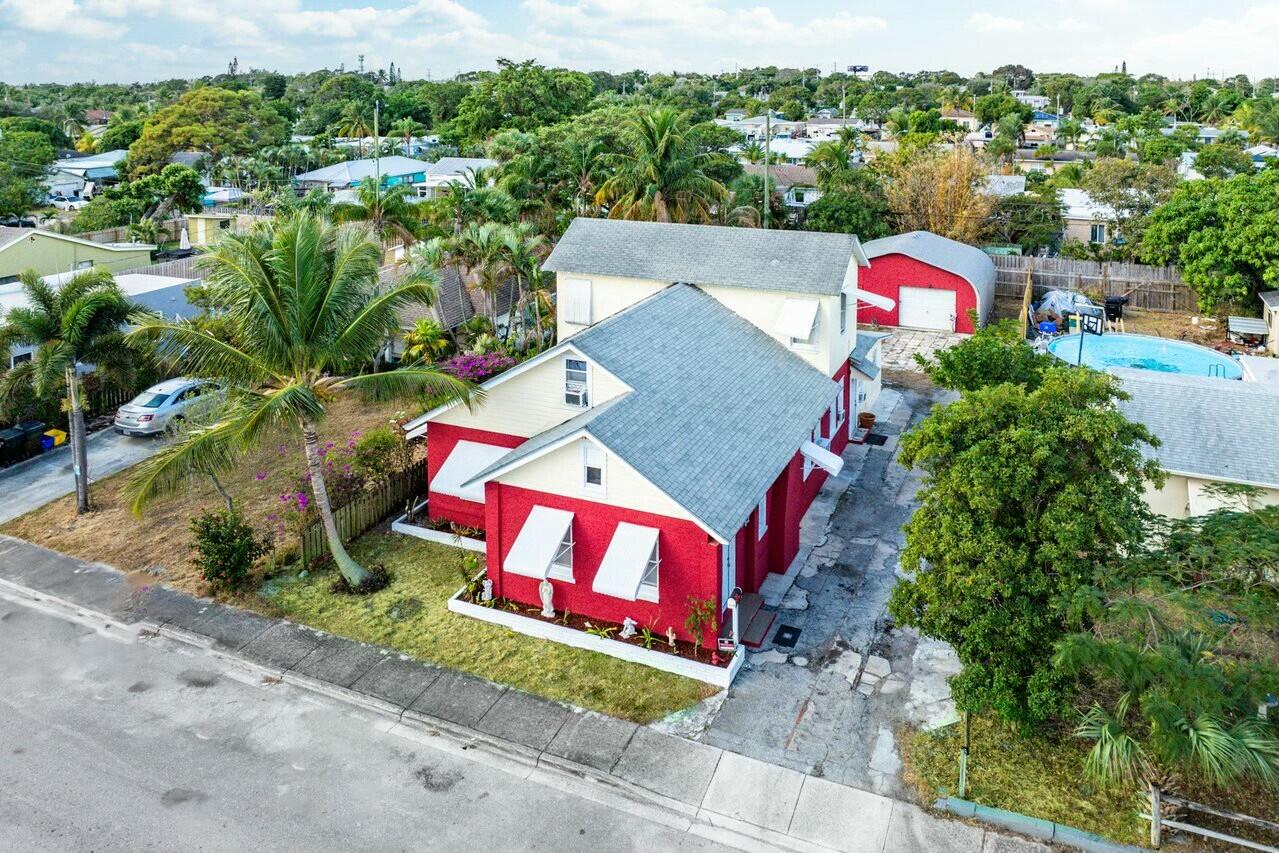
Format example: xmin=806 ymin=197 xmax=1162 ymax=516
xmin=0 ymin=227 xmax=30 ymax=251
xmin=294 ymin=156 xmax=435 ymax=186
xmin=862 ymin=231 xmax=997 ymax=322
xmin=467 ymin=284 xmax=838 ymax=539
xmin=1260 ymin=291 xmax=1279 ymax=311
xmin=391 ymin=265 xmax=519 ymax=331
xmin=543 ymin=218 xmax=860 ymax=296
xmin=427 ymin=157 xmax=498 ymax=177
xmin=741 ymin=163 xmax=819 ymax=190
xmin=1113 ymin=368 xmax=1279 ymax=489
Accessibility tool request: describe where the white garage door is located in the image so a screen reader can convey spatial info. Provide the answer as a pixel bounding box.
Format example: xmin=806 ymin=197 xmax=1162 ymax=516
xmin=898 ymin=287 xmax=956 ymax=331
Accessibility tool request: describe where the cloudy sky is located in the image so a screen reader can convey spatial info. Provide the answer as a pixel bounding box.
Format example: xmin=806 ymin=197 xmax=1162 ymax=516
xmin=2 ymin=0 xmax=1276 ymax=84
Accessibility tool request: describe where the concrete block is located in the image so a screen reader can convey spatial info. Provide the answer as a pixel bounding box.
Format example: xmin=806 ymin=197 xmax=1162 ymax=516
xmin=409 ymin=669 xmax=505 ymax=728
xmin=190 ymin=604 xmax=275 ymax=651
xmin=475 ymin=689 xmax=570 ymax=752
xmin=350 ymin=655 xmax=440 ymax=708
xmin=544 ymin=711 xmax=637 ymax=772
xmin=292 ymin=635 xmax=386 ymax=688
xmin=883 ymin=802 xmax=984 ymax=853
xmin=611 ymin=727 xmax=722 ymax=807
xmin=131 ymin=585 xmax=215 ymax=628
xmin=788 ymin=775 xmax=894 ymax=852
xmin=700 ymin=750 xmax=805 ymax=834
xmin=239 ymin=622 xmax=325 ymax=669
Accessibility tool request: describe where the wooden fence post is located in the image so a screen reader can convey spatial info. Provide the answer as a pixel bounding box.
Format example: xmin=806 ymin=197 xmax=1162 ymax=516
xmin=1150 ymin=783 xmax=1162 ymax=848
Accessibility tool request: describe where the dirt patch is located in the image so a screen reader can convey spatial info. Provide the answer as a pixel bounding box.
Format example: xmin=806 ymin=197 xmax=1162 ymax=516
xmin=178 ymin=669 xmax=220 ymax=688
xmin=414 ymin=765 xmax=462 ymax=792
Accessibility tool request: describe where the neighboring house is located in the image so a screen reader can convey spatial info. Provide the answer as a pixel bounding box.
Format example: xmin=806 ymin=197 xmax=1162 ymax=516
xmin=1059 ymin=188 xmax=1116 ymax=246
xmin=1030 ymin=111 xmax=1060 ymax=127
xmin=0 ymin=228 xmax=153 ymax=283
xmin=1012 ymin=91 xmax=1050 ymax=111
xmin=46 ymin=149 xmax=127 ymax=199
xmin=761 ymin=138 xmax=816 ymax=165
xmin=84 ymin=109 xmax=112 ymax=126
xmin=293 ymin=156 xmax=437 ymax=192
xmin=402 ymin=220 xmax=887 ymax=651
xmin=982 ymin=174 xmax=1027 ymax=197
xmin=940 ymin=108 xmax=980 ymax=132
xmin=723 ymin=109 xmax=747 ymax=122
xmin=733 ymin=113 xmax=806 ymax=140
xmin=412 ymin=157 xmax=499 ymax=200
xmin=4 ymin=271 xmax=200 ymax=365
xmin=389 ymin=265 xmax=520 ymax=358
xmin=1261 ymin=291 xmax=1279 ymax=356
xmin=1115 ymin=369 xmax=1279 ymax=518
xmin=185 ymin=213 xmax=235 ymax=247
xmin=1246 ymin=144 xmax=1278 ymax=166
xmin=1161 ymin=124 xmax=1248 ymax=146
xmin=803 ymin=117 xmax=878 ymax=141
xmin=857 ymin=231 xmax=996 ymax=333
xmin=741 ymin=164 xmax=821 ymax=213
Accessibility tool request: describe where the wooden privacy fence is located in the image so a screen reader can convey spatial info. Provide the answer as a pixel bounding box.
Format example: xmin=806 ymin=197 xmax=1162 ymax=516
xmin=1145 ymin=785 xmax=1279 ymax=851
xmin=298 ymin=459 xmax=426 ymax=567
xmin=118 ymin=255 xmax=202 ymax=279
xmin=75 ymin=217 xmax=185 ymax=246
xmin=990 ymin=255 xmax=1196 ymax=313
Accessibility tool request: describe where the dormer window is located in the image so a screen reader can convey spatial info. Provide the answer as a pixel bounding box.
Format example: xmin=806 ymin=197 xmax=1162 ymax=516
xmin=565 ymin=358 xmax=589 ymax=407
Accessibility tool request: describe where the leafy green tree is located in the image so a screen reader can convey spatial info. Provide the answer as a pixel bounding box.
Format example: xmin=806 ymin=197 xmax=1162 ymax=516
xmin=1081 ymin=159 xmax=1177 ymax=258
xmin=400 ymin=317 xmax=451 ymax=363
xmin=595 ymin=108 xmax=727 ymax=223
xmin=986 ymin=187 xmax=1065 ymax=255
xmin=914 ymin=320 xmax=1053 ymax=391
xmin=973 ymin=93 xmax=1032 ymax=127
xmin=802 ymin=173 xmax=890 ymax=238
xmin=70 ymin=164 xmax=205 ymax=232
xmin=126 ymin=87 xmax=288 ymax=177
xmin=0 ymin=130 xmax=57 ymax=217
xmin=1192 ymin=143 xmax=1254 ymax=179
xmin=98 ymin=119 xmax=144 ymax=152
xmin=0 ymin=116 xmax=69 ymax=148
xmin=448 ymin=59 xmax=594 ymax=142
xmin=125 ymin=213 xmax=473 ymax=590
xmin=332 ymin=178 xmax=422 ymax=245
xmin=805 ymin=139 xmax=859 ymax=192
xmin=0 ymin=269 xmax=145 ymax=513
xmin=888 ymin=368 xmax=1162 ymax=726
xmin=724 ymin=173 xmax=782 ymax=228
xmin=1140 ymin=169 xmax=1278 ymax=311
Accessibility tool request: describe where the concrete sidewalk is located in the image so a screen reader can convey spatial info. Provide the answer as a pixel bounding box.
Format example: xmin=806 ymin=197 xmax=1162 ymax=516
xmin=0 ymin=428 xmax=162 ymax=524
xmin=0 ymin=535 xmax=1043 ymax=853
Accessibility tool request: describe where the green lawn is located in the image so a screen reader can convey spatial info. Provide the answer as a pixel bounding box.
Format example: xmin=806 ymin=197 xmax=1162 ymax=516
xmin=258 ymin=532 xmax=717 ymax=723
xmin=901 ymin=715 xmax=1146 ymax=847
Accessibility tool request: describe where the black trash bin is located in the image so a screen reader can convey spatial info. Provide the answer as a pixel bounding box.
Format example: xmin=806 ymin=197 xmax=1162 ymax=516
xmin=15 ymin=420 xmax=48 ymax=460
xmin=0 ymin=427 xmax=22 ymax=467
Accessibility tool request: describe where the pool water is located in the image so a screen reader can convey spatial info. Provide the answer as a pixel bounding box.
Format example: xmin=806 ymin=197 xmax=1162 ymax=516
xmin=1047 ymin=333 xmax=1243 ymax=379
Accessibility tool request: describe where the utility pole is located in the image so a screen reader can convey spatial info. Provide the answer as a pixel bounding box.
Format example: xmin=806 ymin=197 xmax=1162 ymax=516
xmin=763 ymin=109 xmax=771 ymax=230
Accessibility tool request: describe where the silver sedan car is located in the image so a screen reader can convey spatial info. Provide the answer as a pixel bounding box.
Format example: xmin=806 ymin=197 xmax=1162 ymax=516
xmin=113 ymin=378 xmax=220 ymax=437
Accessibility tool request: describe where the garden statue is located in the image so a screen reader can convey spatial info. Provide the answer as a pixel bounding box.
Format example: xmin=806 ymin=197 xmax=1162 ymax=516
xmin=620 ymin=617 xmax=637 ymax=639
xmin=538 ymin=580 xmax=555 ymax=618
xmin=666 ymin=627 xmax=677 ymax=648
xmin=480 ymin=578 xmax=493 ymax=602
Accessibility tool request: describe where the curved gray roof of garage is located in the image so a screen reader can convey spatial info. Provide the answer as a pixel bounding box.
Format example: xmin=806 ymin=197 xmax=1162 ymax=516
xmin=862 ymin=231 xmax=996 ymax=323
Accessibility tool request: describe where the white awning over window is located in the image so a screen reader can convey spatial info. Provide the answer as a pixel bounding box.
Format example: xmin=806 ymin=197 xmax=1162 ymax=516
xmin=776 ymin=298 xmax=820 ymax=341
xmin=431 ymin=440 xmax=512 ymax=503
xmin=847 ymin=287 xmax=896 ymax=312
xmin=592 ymin=522 xmax=659 ymax=601
xmin=801 ymin=440 xmax=844 ymax=476
xmin=504 ymin=506 xmax=574 ymax=579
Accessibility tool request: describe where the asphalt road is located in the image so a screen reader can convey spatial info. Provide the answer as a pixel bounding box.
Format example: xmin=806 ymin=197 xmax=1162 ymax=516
xmin=0 ymin=597 xmax=730 ymax=853
xmin=0 ymin=428 xmax=161 ymax=524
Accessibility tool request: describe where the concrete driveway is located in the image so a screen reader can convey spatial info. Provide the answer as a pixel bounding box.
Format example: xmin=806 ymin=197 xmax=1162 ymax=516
xmin=698 ymin=381 xmax=961 ymax=799
xmin=0 ymin=428 xmax=161 ymax=524
xmin=878 ymin=329 xmax=968 ymax=372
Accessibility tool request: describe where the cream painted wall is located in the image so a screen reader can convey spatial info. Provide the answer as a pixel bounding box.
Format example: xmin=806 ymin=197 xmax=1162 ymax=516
xmin=432 ymin=351 xmax=629 ymax=437
xmin=1265 ymin=303 xmax=1279 ymax=356
xmin=552 ymin=266 xmax=859 ymax=378
xmin=496 ymin=436 xmax=700 ymax=524
xmin=1144 ymin=474 xmax=1279 ymax=519
xmin=0 ymin=232 xmax=151 ymax=280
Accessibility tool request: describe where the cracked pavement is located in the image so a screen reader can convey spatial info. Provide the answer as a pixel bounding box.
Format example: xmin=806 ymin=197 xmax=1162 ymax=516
xmin=698 ymin=382 xmax=961 ymax=799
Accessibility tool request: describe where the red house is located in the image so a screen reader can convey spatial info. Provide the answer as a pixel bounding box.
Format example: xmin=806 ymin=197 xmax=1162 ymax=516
xmin=401 ymin=220 xmax=890 ymax=672
xmin=857 ymin=231 xmax=996 ymax=334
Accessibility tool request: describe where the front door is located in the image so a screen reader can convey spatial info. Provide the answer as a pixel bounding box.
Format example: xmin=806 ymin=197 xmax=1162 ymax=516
xmin=721 ymin=540 xmax=737 ymax=612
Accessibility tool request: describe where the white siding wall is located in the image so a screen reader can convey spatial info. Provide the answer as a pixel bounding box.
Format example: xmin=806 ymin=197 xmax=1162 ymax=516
xmin=433 ymin=353 xmax=628 ymax=437
xmin=1144 ymin=474 xmax=1279 ymax=519
xmin=497 ymin=437 xmax=700 ymax=523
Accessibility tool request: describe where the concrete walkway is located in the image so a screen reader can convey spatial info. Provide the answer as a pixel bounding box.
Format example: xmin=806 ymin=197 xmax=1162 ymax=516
xmin=877 ymin=329 xmax=968 ymax=373
xmin=0 ymin=428 xmax=161 ymax=524
xmin=0 ymin=534 xmax=1044 ymax=853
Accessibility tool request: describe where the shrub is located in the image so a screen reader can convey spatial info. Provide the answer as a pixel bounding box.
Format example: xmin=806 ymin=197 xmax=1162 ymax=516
xmin=190 ymin=509 xmax=267 ymax=590
xmin=438 ymin=352 xmax=516 ymax=383
xmin=352 ymin=426 xmax=410 ymax=484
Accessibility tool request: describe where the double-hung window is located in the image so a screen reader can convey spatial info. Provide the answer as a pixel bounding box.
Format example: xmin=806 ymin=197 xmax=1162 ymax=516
xmin=565 ymin=358 xmax=589 ymax=407
xmin=582 ymin=441 xmax=605 ymax=494
xmin=1089 ymin=223 xmax=1106 ymax=244
xmin=839 ymin=292 xmax=848 ymax=335
xmin=550 ymin=524 xmax=574 ymax=581
xmin=638 ymin=540 xmax=660 ymax=602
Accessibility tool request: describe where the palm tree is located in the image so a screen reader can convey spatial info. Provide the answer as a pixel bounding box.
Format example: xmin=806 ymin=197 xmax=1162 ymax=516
xmin=0 ymin=269 xmax=144 ymax=514
xmin=595 ymin=108 xmax=727 ymax=223
xmin=400 ymin=317 xmax=450 ymax=363
xmin=1055 ymin=118 xmax=1083 ymax=149
xmin=561 ymin=139 xmax=604 ymax=217
xmin=805 ymin=139 xmax=858 ymax=192
xmin=128 ymin=218 xmax=163 ymax=246
xmin=498 ymin=222 xmax=548 ymax=346
xmin=123 ymin=213 xmax=475 ymax=589
xmin=332 ymin=178 xmax=422 ymax=246
xmin=412 ymin=222 xmax=512 ymax=330
xmin=740 ymin=141 xmax=766 ymax=164
xmin=334 ymin=104 xmax=372 ymax=157
xmin=389 ymin=118 xmax=427 ymax=156
xmin=431 ymin=170 xmax=517 ymax=237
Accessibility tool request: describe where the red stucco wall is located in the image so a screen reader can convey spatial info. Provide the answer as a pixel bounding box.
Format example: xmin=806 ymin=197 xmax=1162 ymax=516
xmin=485 ymin=482 xmax=723 ymax=646
xmin=425 ymin=422 xmax=525 ymax=530
xmin=857 ymin=252 xmax=981 ymax=334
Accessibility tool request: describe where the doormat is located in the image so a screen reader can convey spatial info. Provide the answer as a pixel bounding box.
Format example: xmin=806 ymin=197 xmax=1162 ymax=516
xmin=773 ymin=624 xmax=802 ymax=648
xmin=865 ymin=433 xmax=888 ymax=446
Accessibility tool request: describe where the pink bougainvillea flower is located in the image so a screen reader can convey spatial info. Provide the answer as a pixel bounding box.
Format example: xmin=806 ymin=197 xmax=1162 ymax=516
xmin=254 ymin=471 xmax=268 ymax=481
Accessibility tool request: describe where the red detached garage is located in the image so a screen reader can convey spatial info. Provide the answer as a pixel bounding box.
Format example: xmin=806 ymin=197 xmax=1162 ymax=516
xmin=857 ymin=231 xmax=996 ymax=334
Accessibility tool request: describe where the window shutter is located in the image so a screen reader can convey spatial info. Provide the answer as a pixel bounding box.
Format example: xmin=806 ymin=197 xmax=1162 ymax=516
xmin=559 ymin=278 xmax=592 ymax=325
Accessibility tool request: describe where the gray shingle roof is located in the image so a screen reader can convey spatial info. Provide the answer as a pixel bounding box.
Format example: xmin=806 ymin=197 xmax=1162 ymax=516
xmin=850 ymin=330 xmax=891 ymax=380
xmin=427 ymin=157 xmax=498 ymax=177
xmin=1260 ymin=291 xmax=1279 ymax=311
xmin=294 ymin=156 xmax=435 ymax=187
xmin=861 ymin=231 xmax=997 ymax=322
xmin=543 ymin=218 xmax=860 ymax=296
xmin=1113 ymin=368 xmax=1279 ymax=489
xmin=467 ymin=284 xmax=838 ymax=539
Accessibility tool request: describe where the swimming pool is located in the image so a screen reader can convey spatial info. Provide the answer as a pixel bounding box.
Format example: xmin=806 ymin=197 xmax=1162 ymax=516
xmin=1047 ymin=333 xmax=1243 ymax=379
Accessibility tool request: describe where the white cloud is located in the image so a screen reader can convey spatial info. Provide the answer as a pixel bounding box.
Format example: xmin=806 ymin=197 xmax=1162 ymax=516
xmin=966 ymin=12 xmax=1029 ymax=33
xmin=1 ymin=0 xmax=127 ymax=38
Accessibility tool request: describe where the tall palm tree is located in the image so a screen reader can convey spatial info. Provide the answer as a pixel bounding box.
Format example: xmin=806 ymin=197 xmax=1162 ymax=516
xmin=123 ymin=213 xmax=475 ymax=589
xmin=498 ymin=222 xmax=548 ymax=346
xmin=595 ymin=108 xmax=727 ymax=223
xmin=334 ymin=104 xmax=372 ymax=157
xmin=805 ymin=139 xmax=858 ymax=192
xmin=332 ymin=178 xmax=422 ymax=246
xmin=389 ymin=118 xmax=427 ymax=156
xmin=560 ymin=139 xmax=604 ymax=217
xmin=431 ymin=170 xmax=517 ymax=237
xmin=0 ymin=269 xmax=144 ymax=514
